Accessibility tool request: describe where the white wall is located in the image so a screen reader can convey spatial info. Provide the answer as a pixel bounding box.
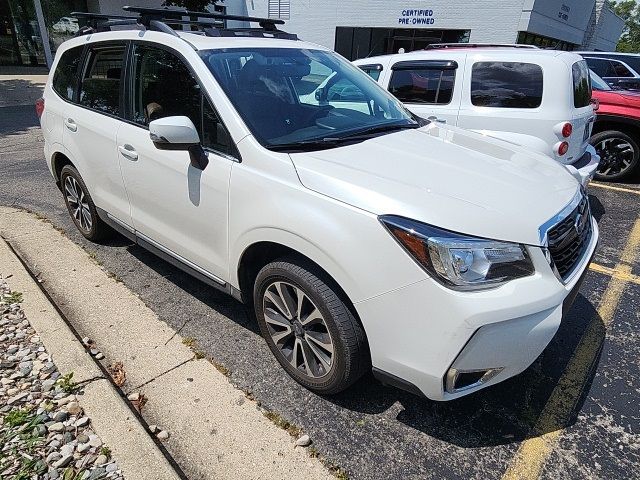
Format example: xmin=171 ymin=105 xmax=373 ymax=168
xmin=589 ymin=5 xmax=625 ymax=51
xmin=519 ymin=0 xmax=595 ymax=45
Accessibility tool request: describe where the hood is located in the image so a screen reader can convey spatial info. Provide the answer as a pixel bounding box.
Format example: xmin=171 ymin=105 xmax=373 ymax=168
xmin=593 ymin=89 xmax=640 ymax=107
xmin=290 ymin=124 xmax=580 ymax=246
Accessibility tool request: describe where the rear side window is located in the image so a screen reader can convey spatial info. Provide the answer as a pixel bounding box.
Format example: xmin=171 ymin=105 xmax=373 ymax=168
xmin=52 ymin=46 xmax=83 ymax=101
xmin=611 ymin=60 xmax=633 ymax=77
xmin=572 ymin=61 xmax=592 ymax=108
xmin=389 ymin=63 xmax=456 ymax=105
xmin=471 ymin=62 xmax=543 ymax=109
xmin=585 ymin=58 xmax=614 ymax=77
xmin=79 ymin=45 xmax=126 ymax=116
xmin=358 ymin=64 xmax=383 ymax=81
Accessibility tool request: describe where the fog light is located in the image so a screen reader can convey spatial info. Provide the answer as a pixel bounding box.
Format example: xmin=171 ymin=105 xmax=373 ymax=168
xmin=445 ymin=367 xmax=504 ymax=393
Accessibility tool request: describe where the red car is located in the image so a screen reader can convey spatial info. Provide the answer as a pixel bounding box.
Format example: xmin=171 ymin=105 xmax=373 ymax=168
xmin=590 ymin=71 xmax=640 ymax=180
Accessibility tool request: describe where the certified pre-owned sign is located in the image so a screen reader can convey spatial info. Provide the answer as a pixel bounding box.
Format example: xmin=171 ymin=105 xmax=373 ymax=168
xmin=398 ymin=9 xmax=435 ymax=25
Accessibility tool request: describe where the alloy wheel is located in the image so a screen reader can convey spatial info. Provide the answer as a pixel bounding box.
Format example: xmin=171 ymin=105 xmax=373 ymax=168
xmin=595 ymin=136 xmax=635 ymax=178
xmin=262 ymin=281 xmax=334 ymax=379
xmin=64 ymin=175 xmax=92 ymax=232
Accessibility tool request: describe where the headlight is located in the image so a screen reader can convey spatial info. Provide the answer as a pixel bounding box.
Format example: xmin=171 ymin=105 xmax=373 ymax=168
xmin=380 ymin=215 xmax=535 ymax=290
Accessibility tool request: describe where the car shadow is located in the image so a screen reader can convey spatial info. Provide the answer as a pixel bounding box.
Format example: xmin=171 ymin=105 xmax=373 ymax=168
xmin=588 ymin=192 xmax=606 ymax=222
xmin=0 ymin=103 xmax=40 ymax=137
xmin=105 ymin=231 xmax=603 ymax=450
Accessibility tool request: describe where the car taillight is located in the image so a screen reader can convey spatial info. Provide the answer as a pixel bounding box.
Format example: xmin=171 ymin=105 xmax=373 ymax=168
xmin=557 ymin=141 xmax=569 ymax=156
xmin=35 ymin=98 xmax=45 ymax=118
xmin=561 ymin=123 xmax=572 ymax=138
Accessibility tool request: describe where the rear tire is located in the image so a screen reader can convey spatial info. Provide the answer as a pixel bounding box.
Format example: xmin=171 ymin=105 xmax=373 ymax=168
xmin=60 ymin=165 xmax=110 ymax=241
xmin=592 ymin=130 xmax=639 ymax=181
xmin=254 ymin=256 xmax=369 ymax=394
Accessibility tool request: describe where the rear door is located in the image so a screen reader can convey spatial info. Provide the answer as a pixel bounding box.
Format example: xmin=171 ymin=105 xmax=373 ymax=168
xmin=386 ymin=59 xmax=462 ymax=124
xmin=61 ymin=41 xmax=132 ymax=228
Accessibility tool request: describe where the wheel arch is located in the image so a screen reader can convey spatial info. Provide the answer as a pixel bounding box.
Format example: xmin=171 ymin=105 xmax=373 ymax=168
xmin=50 ymin=148 xmax=76 ymax=189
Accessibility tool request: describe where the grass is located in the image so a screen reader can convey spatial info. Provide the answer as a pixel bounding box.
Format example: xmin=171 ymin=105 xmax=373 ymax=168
xmin=100 ymin=446 xmax=112 ymax=460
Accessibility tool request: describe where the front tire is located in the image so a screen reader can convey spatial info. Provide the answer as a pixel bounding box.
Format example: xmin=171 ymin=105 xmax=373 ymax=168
xmin=60 ymin=165 xmax=110 ymax=241
xmin=592 ymin=130 xmax=639 ymax=181
xmin=254 ymin=256 xmax=369 ymax=394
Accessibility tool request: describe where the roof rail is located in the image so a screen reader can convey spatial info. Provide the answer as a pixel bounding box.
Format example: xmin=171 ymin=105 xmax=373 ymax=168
xmin=426 ymin=43 xmax=539 ymax=50
xmin=71 ymin=6 xmax=297 ymax=40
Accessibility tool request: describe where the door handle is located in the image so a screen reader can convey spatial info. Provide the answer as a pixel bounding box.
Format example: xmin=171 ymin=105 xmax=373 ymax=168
xmin=427 ymin=116 xmax=446 ymax=124
xmin=118 ymin=144 xmax=138 ymax=161
xmin=64 ymin=118 xmax=77 ymax=132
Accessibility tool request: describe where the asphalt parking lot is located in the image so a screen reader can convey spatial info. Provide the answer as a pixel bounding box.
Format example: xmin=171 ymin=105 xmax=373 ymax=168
xmin=1 ymin=104 xmax=639 ymax=479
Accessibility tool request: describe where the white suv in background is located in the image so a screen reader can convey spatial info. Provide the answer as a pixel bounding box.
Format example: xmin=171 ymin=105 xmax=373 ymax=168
xmin=354 ymin=46 xmax=600 ymax=186
xmin=38 ymin=8 xmax=598 ymax=400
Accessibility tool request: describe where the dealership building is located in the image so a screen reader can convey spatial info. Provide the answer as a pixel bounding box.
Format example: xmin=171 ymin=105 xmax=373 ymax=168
xmin=0 ymin=0 xmax=625 ymax=68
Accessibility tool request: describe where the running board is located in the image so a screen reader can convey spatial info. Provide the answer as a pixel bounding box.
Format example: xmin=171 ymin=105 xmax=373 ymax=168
xmin=97 ymin=208 xmax=243 ymax=301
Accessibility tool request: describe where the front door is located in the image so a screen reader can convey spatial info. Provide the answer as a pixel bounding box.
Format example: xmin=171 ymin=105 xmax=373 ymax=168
xmin=116 ymin=43 xmax=235 ymax=281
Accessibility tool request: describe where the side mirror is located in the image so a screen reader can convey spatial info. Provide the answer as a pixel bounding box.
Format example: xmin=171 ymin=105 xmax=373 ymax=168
xmin=149 ymin=116 xmax=208 ymax=170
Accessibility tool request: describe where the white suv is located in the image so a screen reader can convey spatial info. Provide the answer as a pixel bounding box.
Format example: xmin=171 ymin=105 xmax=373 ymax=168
xmin=39 ymin=9 xmax=598 ymax=400
xmin=354 ymin=46 xmax=600 ymax=186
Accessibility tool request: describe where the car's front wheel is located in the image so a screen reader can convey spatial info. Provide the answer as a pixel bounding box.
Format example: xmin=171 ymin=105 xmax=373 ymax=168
xmin=60 ymin=165 xmax=110 ymax=241
xmin=254 ymin=257 xmax=369 ymax=394
xmin=592 ymin=130 xmax=639 ymax=181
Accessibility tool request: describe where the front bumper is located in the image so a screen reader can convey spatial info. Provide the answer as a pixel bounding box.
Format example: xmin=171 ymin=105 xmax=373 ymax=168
xmin=565 ymin=145 xmax=600 ymax=187
xmin=355 ymin=218 xmax=599 ymax=401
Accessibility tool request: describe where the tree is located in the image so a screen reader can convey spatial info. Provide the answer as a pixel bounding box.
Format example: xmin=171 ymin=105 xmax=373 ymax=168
xmin=161 ymin=0 xmax=223 ymax=12
xmin=610 ymin=0 xmax=640 ymax=52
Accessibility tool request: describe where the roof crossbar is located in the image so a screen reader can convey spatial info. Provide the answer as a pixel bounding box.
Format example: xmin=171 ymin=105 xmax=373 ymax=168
xmin=71 ymin=12 xmax=139 ymax=33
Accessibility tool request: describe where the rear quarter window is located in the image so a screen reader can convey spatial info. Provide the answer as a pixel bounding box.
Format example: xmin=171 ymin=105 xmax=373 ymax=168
xmin=572 ymin=60 xmax=592 ymax=108
xmin=389 ymin=64 xmax=456 ymax=105
xmin=471 ymin=62 xmax=543 ymax=109
xmin=52 ymin=46 xmax=84 ymax=101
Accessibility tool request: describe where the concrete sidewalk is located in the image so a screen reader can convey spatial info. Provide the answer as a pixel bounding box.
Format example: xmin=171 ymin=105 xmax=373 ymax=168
xmin=0 ymin=235 xmax=181 ymax=480
xmin=0 ymin=207 xmax=333 ymax=480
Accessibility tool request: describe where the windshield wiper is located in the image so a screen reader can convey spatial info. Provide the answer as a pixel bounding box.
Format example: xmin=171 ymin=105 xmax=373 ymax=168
xmin=324 ymin=122 xmax=420 ymax=141
xmin=268 ymin=138 xmax=343 ymax=152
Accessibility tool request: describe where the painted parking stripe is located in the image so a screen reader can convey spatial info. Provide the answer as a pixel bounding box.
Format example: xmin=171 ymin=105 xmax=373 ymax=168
xmin=589 ymin=262 xmax=640 ymax=286
xmin=502 ymin=218 xmax=640 ymax=480
xmin=590 ymin=182 xmax=640 ymax=195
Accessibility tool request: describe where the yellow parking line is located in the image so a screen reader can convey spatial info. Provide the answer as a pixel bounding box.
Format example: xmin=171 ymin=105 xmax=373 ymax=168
xmin=502 ymin=218 xmax=640 ymax=480
xmin=589 ymin=182 xmax=640 ymax=195
xmin=589 ymin=262 xmax=640 ymax=286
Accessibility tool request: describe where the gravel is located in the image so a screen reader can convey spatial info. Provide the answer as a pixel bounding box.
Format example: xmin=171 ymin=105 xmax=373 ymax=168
xmin=0 ymin=277 xmax=125 ymax=480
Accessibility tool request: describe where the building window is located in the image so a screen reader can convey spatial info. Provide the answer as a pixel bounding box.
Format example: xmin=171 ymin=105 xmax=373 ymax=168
xmin=388 ymin=63 xmax=456 ymax=105
xmin=517 ymin=31 xmax=576 ymax=51
xmin=471 ymin=62 xmax=543 ymax=109
xmin=268 ymin=0 xmax=290 ymax=20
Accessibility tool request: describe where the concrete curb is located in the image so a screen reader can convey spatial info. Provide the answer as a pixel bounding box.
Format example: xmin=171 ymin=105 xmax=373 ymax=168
xmin=0 ymin=236 xmax=182 ymax=480
xmin=0 ymin=207 xmax=333 ymax=479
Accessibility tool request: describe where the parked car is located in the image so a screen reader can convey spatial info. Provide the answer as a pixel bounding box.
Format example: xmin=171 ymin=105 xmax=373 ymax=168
xmin=589 ymin=71 xmax=640 ymax=180
xmin=38 ymin=8 xmax=598 ymax=401
xmin=52 ymin=17 xmax=79 ymax=34
xmin=354 ymin=47 xmax=600 ymax=186
xmin=579 ymin=52 xmax=640 ymax=91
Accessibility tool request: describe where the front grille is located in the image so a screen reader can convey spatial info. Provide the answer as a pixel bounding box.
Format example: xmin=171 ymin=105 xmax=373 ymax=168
xmin=547 ymin=195 xmax=592 ymax=281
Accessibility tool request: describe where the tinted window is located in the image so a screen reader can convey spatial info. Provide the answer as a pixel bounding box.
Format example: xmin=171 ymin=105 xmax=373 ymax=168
xmin=52 ymin=46 xmax=83 ymax=101
xmin=572 ymin=61 xmax=592 ymax=108
xmin=611 ymin=60 xmax=633 ymax=77
xmin=585 ymin=58 xmax=614 ymax=77
xmin=79 ymin=46 xmax=125 ymax=116
xmin=389 ymin=67 xmax=455 ymax=105
xmin=132 ymin=45 xmax=232 ymax=155
xmin=471 ymin=62 xmax=543 ymax=108
xmin=617 ymin=55 xmax=640 ymax=75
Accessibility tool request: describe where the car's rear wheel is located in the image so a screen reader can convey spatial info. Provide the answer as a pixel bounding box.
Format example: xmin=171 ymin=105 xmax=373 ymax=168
xmin=254 ymin=257 xmax=369 ymax=394
xmin=592 ymin=130 xmax=639 ymax=181
xmin=60 ymin=165 xmax=110 ymax=241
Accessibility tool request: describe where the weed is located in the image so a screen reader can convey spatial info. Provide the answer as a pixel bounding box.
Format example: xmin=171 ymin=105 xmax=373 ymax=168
xmin=2 ymin=291 xmax=23 ymax=304
xmin=182 ymin=337 xmax=196 ymax=347
xmin=194 ymin=350 xmax=206 ymax=360
xmin=355 ymin=419 xmax=365 ymax=427
xmin=308 ymin=446 xmax=319 ymax=458
xmin=262 ymin=410 xmax=302 ymax=437
xmin=4 ymin=408 xmax=31 ymax=427
xmin=100 ymin=446 xmax=112 ymax=459
xmin=331 ymin=467 xmax=349 ymax=480
xmin=56 ymin=372 xmax=79 ymax=393
xmin=211 ymin=360 xmax=230 ymax=376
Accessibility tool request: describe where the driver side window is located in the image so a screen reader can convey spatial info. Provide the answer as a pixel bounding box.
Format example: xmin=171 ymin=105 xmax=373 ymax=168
xmin=132 ymin=45 xmax=233 ymax=156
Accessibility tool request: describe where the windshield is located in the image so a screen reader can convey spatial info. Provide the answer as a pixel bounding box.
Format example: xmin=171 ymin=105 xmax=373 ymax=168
xmin=590 ymin=70 xmax=612 ymax=91
xmin=199 ymin=47 xmax=416 ymax=149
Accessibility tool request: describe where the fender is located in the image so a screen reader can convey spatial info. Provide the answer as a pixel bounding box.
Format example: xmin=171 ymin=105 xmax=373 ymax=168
xmin=231 ymin=226 xmax=363 ymax=304
xmin=594 ymin=113 xmax=640 ymax=129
